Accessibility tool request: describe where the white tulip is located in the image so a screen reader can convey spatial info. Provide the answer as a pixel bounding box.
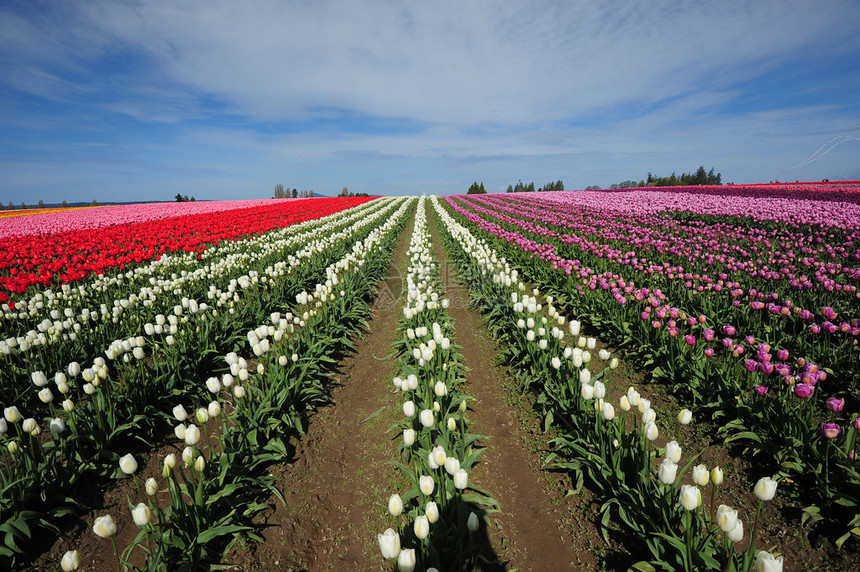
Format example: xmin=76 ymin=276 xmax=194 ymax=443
xmin=93 ymin=514 xmax=117 ymax=538
xmin=61 ymin=549 xmax=80 ymax=571
xmin=419 ymin=475 xmax=435 ymax=495
xmin=679 ymin=485 xmax=701 ymax=510
xmin=173 ymin=404 xmax=188 ymax=422
xmin=145 ymin=477 xmax=158 ymax=496
xmin=184 ymin=424 xmax=200 ymax=445
xmin=119 ymin=453 xmax=138 ymax=475
xmin=678 ymin=408 xmax=693 ymax=425
xmin=403 ymin=400 xmax=416 ymax=418
xmin=658 ymin=459 xmax=678 ymax=484
xmin=378 ymin=528 xmax=401 ymax=559
xmin=664 ymin=441 xmax=682 ymax=464
xmin=397 ymin=547 xmax=416 ymax=572
xmin=413 ymin=515 xmax=430 ymax=539
xmin=425 ymin=501 xmax=440 ymax=523
xmin=420 ymin=409 xmax=434 ymax=427
xmin=403 ymin=429 xmax=416 ymax=446
xmin=388 ymin=493 xmax=403 ymax=516
xmin=132 ymin=503 xmax=151 ymax=527
xmin=692 ymin=464 xmax=710 ymax=487
xmin=454 ymin=468 xmax=468 ymax=489
xmin=644 ymin=421 xmax=659 ymax=441
xmin=754 ymin=477 xmax=778 ymax=501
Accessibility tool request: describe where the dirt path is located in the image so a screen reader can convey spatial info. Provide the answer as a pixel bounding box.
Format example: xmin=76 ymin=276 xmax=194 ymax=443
xmin=427 ymin=203 xmax=600 ymax=571
xmin=226 ymin=208 xmax=414 ymax=571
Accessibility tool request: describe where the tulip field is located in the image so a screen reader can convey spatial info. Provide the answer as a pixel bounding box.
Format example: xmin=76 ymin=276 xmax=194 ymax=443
xmin=1 ymin=184 xmax=858 ymax=571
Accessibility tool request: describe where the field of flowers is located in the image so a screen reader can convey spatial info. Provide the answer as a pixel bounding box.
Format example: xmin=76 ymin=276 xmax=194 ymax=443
xmin=0 ymin=185 xmax=857 ymax=571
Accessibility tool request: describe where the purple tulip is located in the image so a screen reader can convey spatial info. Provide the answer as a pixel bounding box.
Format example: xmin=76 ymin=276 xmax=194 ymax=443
xmin=825 ymin=398 xmax=844 ymax=412
xmin=793 ymin=383 xmax=815 ymax=398
xmin=821 ymin=422 xmax=841 ymax=439
xmin=755 ymin=385 xmax=769 ymax=396
xmin=776 ymin=349 xmax=789 ymax=361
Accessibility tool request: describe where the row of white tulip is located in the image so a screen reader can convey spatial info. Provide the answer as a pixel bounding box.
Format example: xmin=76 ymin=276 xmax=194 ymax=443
xmin=379 ymin=197 xmax=492 ymax=572
xmin=430 ymin=196 xmax=785 ymax=572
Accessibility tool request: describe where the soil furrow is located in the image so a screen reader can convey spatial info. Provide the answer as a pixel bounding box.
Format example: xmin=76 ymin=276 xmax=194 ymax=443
xmin=427 ymin=201 xmax=601 ymax=571
xmin=226 ymin=207 xmax=414 ymax=571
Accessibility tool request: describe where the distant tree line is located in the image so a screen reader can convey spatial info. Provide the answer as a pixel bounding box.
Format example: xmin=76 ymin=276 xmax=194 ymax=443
xmin=467 ymin=181 xmax=487 ymax=194
xmin=338 ymin=186 xmax=370 ymax=197
xmin=603 ymin=166 xmax=722 ymax=189
xmin=174 ymin=194 xmax=196 ymax=202
xmin=505 ymin=179 xmax=564 ymax=193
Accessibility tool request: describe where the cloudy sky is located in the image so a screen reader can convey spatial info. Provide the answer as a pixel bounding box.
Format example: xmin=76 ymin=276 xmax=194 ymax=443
xmin=1 ymin=0 xmax=859 ymax=202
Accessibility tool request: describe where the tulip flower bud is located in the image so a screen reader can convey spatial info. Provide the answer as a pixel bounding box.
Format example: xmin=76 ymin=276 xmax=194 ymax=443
xmin=678 ymin=408 xmax=693 ymax=425
xmin=0 ymin=418 xmax=6 ymax=435
xmin=664 ymin=441 xmax=682 ymax=464
xmin=403 ymin=429 xmax=416 ymax=446
xmin=444 ymin=456 xmax=461 ymax=476
xmin=413 ymin=515 xmax=430 ymax=539
xmin=388 ymin=494 xmax=403 ymax=516
xmin=425 ymin=501 xmax=440 ymax=523
xmin=434 ymin=381 xmax=448 ymax=397
xmin=397 ymin=547 xmax=416 ymax=572
xmin=378 ymin=528 xmax=401 ymax=559
xmin=593 ymin=381 xmax=606 ymax=399
xmin=716 ymin=505 xmax=738 ymax=533
xmin=184 ymin=424 xmax=201 ymax=445
xmin=711 ymin=466 xmax=724 ymax=486
xmin=420 ymin=409 xmax=434 ymax=427
xmin=467 ymin=511 xmax=479 ymax=532
xmin=454 ymin=468 xmax=468 ymax=489
xmin=145 ymin=477 xmax=158 ymax=496
xmin=432 ymin=446 xmax=447 ymax=467
xmin=32 ymin=371 xmax=48 ymax=387
xmin=93 ymin=515 xmax=117 ymax=538
xmin=754 ymin=550 xmax=782 ymax=571
xmin=233 ymin=385 xmax=246 ymax=399
xmin=602 ymin=402 xmax=615 ymax=421
xmin=222 ymin=373 xmax=234 ymax=387
xmin=173 ymin=404 xmax=188 ymax=422
xmin=753 ymin=477 xmax=777 ymax=501
xmin=164 ymin=453 xmax=177 ymax=469
xmin=4 ymin=406 xmax=22 ymax=423
xmin=419 ymin=475 xmax=435 ymax=496
xmin=644 ymin=421 xmax=659 ymax=441
xmin=727 ymin=518 xmax=744 ymax=543
xmin=641 ymin=408 xmax=656 ymax=425
xmin=403 ymin=400 xmax=416 ymax=418
xmin=581 ymin=384 xmax=594 ymax=400
xmin=61 ymin=549 xmax=80 ymax=571
xmin=132 ymin=503 xmax=152 ymax=527
xmin=195 ymin=455 xmax=206 ymax=473
xmin=208 ymin=401 xmax=221 ymax=418
xmin=38 ymin=387 xmax=54 ymax=403
xmin=206 ymin=377 xmax=221 ymax=394
xmin=658 ymin=459 xmax=678 ymax=484
xmin=679 ymin=485 xmax=701 ymax=510
xmin=182 ymin=447 xmax=194 ymax=466
xmin=196 ymin=407 xmax=210 ymax=424
xmin=619 ymin=395 xmax=631 ymax=412
xmin=638 ymin=398 xmax=651 ymax=414
xmin=692 ymin=464 xmax=710 ymax=487
xmin=7 ymin=440 xmax=19 ymax=455
xmin=174 ymin=423 xmax=186 ymax=441
xmin=22 ymin=418 xmax=37 ymax=434
xmin=49 ymin=417 xmax=65 ymax=435
xmin=119 ymin=453 xmax=138 ymax=475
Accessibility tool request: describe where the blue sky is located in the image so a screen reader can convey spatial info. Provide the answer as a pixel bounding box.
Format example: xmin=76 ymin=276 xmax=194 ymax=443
xmin=1 ymin=0 xmax=859 ymax=203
